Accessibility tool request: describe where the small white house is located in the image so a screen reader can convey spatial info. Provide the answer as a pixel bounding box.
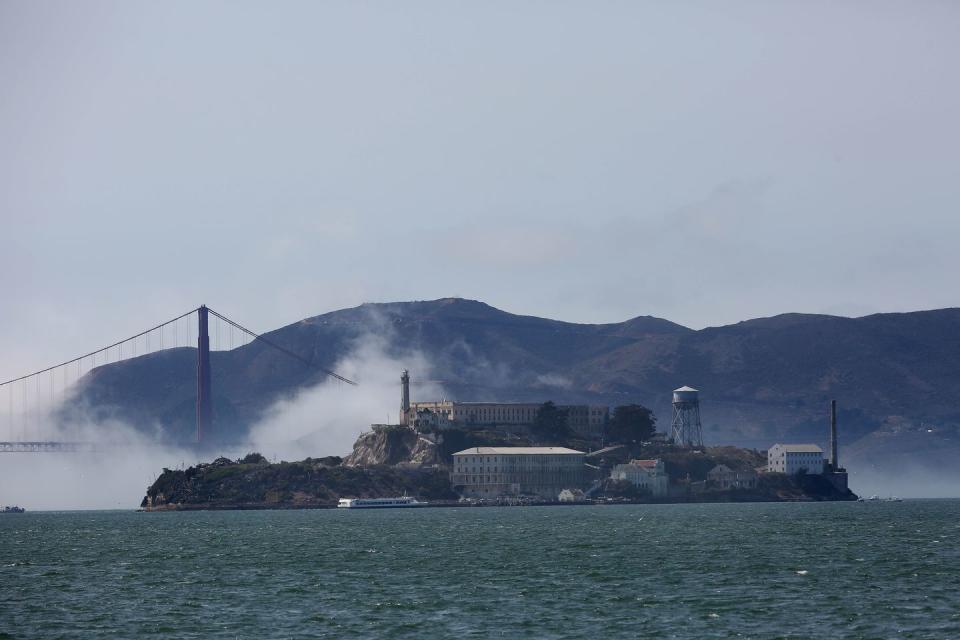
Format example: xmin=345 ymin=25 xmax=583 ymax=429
xmin=767 ymin=444 xmax=824 ymax=475
xmin=707 ymin=464 xmax=758 ymax=489
xmin=610 ymin=459 xmax=669 ymax=497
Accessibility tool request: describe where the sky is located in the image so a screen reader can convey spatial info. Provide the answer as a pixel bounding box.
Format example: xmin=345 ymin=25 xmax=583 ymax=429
xmin=2 ymin=1 xmax=960 ymax=382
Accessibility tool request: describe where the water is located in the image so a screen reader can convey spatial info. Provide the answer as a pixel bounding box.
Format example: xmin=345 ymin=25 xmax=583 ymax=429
xmin=2 ymin=501 xmax=959 ymax=639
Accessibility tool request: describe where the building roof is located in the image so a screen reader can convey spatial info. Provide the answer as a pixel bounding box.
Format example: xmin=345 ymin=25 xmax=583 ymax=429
xmin=627 ymin=459 xmax=662 ymax=469
xmin=451 ymin=402 xmax=543 ymax=407
xmin=414 ymin=401 xmax=606 ymax=409
xmin=708 ymin=464 xmax=733 ymax=474
xmin=452 ymin=446 xmax=584 ymax=456
xmin=771 ymin=443 xmax=823 ymax=453
xmin=674 ymin=385 xmax=698 ymax=392
xmin=585 ymin=445 xmax=625 ymax=458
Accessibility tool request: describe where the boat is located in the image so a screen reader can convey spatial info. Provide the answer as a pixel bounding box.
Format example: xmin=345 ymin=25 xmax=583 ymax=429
xmin=1 ymin=506 xmax=25 ymax=513
xmin=337 ymin=497 xmax=427 ymax=509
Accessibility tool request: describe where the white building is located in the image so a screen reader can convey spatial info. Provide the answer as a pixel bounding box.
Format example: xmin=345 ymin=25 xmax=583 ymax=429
xmin=408 ymin=407 xmax=453 ymax=430
xmin=450 ymin=447 xmax=585 ymax=499
xmin=610 ymin=459 xmax=669 ymax=497
xmin=767 ymin=444 xmax=824 ymax=475
xmin=558 ymin=488 xmax=586 ymax=502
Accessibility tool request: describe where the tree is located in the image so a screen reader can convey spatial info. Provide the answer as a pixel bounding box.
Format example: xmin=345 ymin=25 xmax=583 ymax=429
xmin=605 ymin=404 xmax=656 ymax=445
xmin=531 ymin=401 xmax=570 ymax=440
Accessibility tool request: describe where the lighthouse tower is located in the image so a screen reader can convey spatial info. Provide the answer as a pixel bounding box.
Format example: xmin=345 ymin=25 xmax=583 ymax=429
xmin=399 ymin=370 xmax=411 ymax=426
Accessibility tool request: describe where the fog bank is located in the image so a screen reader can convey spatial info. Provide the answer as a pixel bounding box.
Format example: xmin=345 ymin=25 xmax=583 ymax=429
xmin=0 ymin=330 xmax=442 ymax=510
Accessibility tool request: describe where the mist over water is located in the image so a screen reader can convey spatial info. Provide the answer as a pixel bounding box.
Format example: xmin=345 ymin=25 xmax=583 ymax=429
xmin=2 ymin=324 xmax=958 ymax=509
xmin=246 ymin=331 xmax=444 ymax=462
xmin=0 ymin=410 xmax=250 ymax=510
xmin=0 ymin=333 xmax=443 ymax=510
xmin=848 ymin=465 xmax=960 ymax=500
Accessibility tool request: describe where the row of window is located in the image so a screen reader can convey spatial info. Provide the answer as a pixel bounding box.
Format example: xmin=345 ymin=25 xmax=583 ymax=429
xmin=456 ymin=455 xmax=581 ymax=463
xmin=456 ymin=475 xmax=581 ymax=485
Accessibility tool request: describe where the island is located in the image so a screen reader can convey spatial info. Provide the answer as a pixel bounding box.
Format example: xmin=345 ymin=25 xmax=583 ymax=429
xmin=141 ymin=418 xmax=856 ymax=511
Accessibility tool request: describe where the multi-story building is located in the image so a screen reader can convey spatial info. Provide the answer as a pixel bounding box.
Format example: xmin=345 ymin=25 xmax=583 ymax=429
xmin=565 ymin=405 xmax=610 ymax=433
xmin=610 ymin=459 xmax=669 ymax=497
xmin=398 ymin=371 xmax=608 ymax=435
xmin=405 ymin=401 xmax=608 ymax=435
xmin=767 ymin=444 xmax=824 ymax=475
xmin=450 ymin=446 xmax=586 ymax=499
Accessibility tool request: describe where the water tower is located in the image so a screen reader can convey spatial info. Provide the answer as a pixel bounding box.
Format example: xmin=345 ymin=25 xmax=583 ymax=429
xmin=670 ymin=386 xmax=703 ymax=447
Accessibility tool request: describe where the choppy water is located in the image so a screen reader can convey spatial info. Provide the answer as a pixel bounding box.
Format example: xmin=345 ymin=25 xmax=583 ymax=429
xmin=2 ymin=501 xmax=959 ymax=639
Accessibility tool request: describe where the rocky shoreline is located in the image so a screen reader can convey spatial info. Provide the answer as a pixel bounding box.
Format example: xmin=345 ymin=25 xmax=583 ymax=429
xmin=141 ymin=430 xmax=856 ymax=511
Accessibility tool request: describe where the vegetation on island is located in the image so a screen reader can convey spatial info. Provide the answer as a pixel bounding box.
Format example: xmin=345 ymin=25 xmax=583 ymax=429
xmin=142 ymin=454 xmax=456 ymax=510
xmin=531 ymin=401 xmax=571 ymax=439
xmin=604 ymin=404 xmax=657 ymax=445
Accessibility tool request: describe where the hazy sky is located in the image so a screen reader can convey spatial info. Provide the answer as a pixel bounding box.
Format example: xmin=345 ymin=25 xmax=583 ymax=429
xmin=2 ymin=1 xmax=959 ymax=380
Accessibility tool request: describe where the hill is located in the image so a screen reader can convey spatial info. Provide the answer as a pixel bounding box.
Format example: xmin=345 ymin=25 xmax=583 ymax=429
xmin=72 ymin=298 xmax=960 ymax=464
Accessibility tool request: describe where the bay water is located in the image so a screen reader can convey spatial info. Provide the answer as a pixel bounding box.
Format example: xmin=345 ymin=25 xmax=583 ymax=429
xmin=2 ymin=501 xmax=959 ymax=638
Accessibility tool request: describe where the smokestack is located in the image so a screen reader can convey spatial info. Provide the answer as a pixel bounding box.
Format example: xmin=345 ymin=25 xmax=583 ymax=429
xmin=830 ymin=399 xmax=838 ymax=470
xmin=400 ymin=370 xmax=410 ymax=426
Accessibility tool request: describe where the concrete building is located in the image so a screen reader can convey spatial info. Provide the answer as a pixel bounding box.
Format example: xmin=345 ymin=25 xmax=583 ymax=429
xmin=610 ymin=459 xmax=669 ymax=497
xmin=405 ymin=400 xmax=608 ymax=435
xmin=450 ymin=446 xmax=585 ymax=499
xmin=407 ymin=407 xmax=453 ymax=430
xmin=767 ymin=444 xmax=824 ymax=475
xmin=398 ymin=370 xmax=607 ymax=434
xmin=707 ymin=464 xmax=758 ymax=489
xmin=564 ymin=404 xmax=610 ymax=434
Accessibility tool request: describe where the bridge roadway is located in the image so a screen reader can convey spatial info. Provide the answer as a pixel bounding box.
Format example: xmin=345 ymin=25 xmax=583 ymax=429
xmin=0 ymin=441 xmax=103 ymax=453
xmin=0 ymin=441 xmax=261 ymax=453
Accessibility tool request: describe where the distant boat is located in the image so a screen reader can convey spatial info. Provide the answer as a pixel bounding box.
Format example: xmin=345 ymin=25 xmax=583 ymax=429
xmin=1 ymin=506 xmax=25 ymax=513
xmin=337 ymin=497 xmax=427 ymax=509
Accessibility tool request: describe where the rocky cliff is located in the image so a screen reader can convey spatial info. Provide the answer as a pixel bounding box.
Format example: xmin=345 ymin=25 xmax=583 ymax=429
xmin=343 ymin=426 xmax=444 ymax=467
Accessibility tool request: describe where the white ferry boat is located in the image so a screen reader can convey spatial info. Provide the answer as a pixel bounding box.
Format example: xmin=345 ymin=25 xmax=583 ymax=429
xmin=337 ymin=497 xmax=427 ymax=509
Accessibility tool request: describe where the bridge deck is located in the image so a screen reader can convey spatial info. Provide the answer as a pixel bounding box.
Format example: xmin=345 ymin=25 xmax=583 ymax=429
xmin=0 ymin=441 xmax=100 ymax=452
xmin=0 ymin=441 xmax=261 ymax=452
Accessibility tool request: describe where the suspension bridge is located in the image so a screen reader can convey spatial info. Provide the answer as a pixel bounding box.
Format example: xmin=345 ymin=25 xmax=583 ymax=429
xmin=0 ymin=305 xmax=356 ymax=452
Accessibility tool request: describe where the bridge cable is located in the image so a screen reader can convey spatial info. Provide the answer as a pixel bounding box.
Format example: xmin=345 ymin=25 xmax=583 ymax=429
xmin=205 ymin=307 xmax=357 ymax=386
xmin=0 ymin=307 xmax=201 ymax=388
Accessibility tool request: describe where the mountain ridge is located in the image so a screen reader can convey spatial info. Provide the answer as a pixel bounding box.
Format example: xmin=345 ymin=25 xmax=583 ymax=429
xmin=71 ymin=298 xmax=960 ymax=468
